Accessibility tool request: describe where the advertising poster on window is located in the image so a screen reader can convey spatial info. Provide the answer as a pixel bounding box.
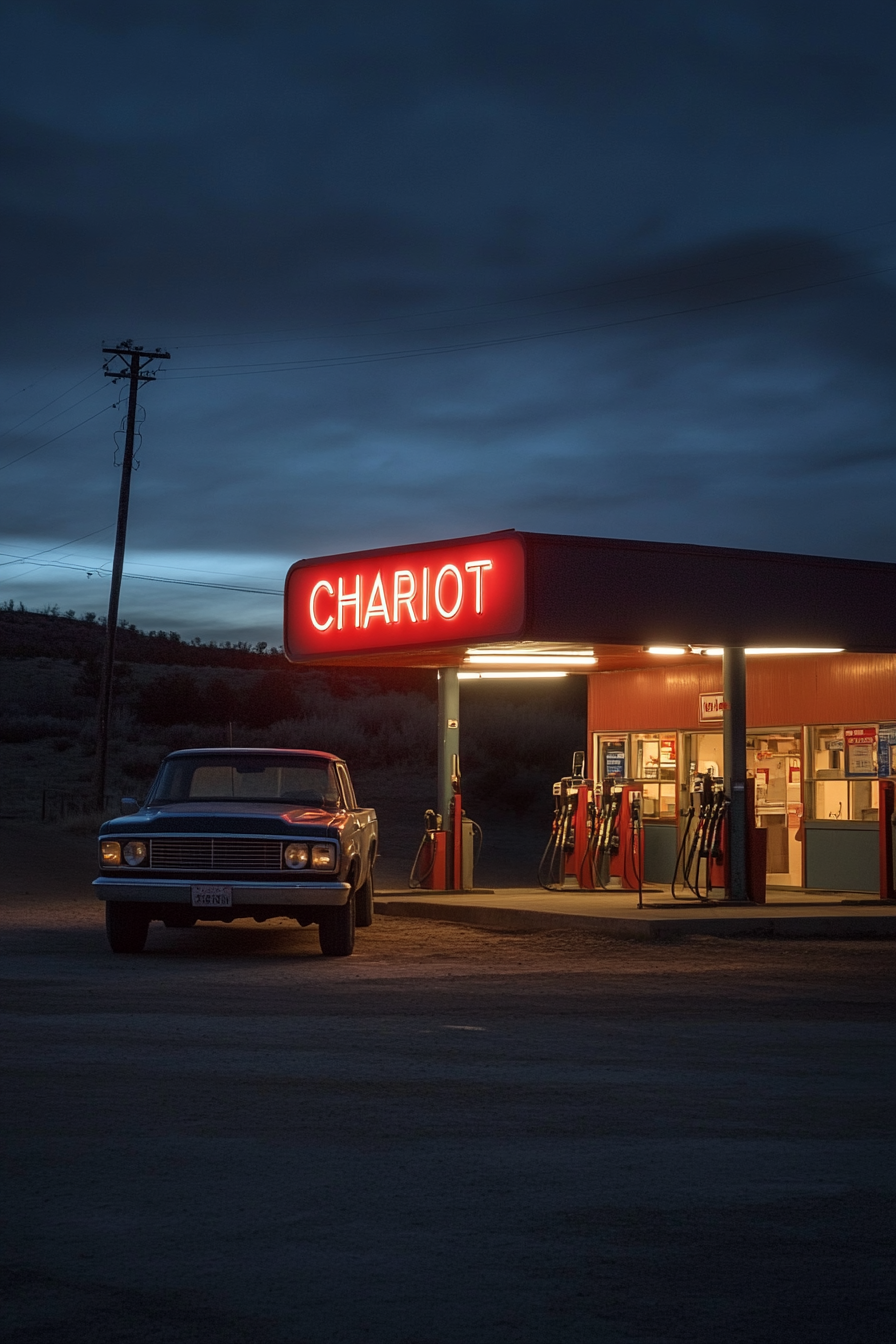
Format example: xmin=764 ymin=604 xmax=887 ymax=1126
xmin=844 ymin=726 xmax=877 ymax=776
xmin=660 ymin=737 xmax=676 ymax=766
xmin=878 ymin=730 xmax=895 ymax=778
xmin=604 ymin=750 xmax=626 ymax=777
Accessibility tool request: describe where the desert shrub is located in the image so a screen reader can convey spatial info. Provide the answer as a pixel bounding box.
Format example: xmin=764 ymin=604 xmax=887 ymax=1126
xmin=236 ymin=671 xmax=299 ymax=727
xmin=0 ymin=715 xmax=82 ymax=742
xmin=119 ymin=750 xmax=165 ymax=783
xmin=136 ymin=671 xmax=208 ymax=725
xmin=227 ymin=690 xmax=436 ymax=769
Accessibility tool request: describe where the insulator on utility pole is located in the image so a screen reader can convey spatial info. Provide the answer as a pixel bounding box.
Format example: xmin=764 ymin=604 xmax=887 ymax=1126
xmin=93 ymin=341 xmax=170 ymax=810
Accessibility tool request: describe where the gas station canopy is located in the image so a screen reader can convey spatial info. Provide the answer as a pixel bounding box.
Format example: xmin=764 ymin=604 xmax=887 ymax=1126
xmin=284 ymin=529 xmax=896 ymax=668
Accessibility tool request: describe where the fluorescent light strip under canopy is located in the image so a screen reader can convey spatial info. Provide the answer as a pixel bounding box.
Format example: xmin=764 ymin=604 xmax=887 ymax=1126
xmin=465 ymin=650 xmax=596 ymax=667
xmin=646 ymin=646 xmax=844 ymax=657
xmin=458 ymin=671 xmax=568 ymax=680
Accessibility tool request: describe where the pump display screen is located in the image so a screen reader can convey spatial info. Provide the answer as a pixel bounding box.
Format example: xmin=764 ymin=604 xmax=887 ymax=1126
xmin=284 ymin=534 xmax=527 ymax=661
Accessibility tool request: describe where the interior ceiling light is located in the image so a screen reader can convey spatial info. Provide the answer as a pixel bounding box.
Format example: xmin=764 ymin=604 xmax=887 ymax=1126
xmin=458 ymin=671 xmax=568 ymax=679
xmin=645 ymin=646 xmax=688 ymax=655
xmin=693 ymin=647 xmax=845 ymax=657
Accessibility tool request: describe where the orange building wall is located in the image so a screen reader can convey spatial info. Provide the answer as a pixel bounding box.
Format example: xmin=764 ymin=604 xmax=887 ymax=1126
xmin=587 ymin=654 xmax=896 ymax=733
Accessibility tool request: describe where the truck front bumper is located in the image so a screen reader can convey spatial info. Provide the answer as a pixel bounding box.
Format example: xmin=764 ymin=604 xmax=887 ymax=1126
xmin=93 ymin=877 xmax=351 ymax=905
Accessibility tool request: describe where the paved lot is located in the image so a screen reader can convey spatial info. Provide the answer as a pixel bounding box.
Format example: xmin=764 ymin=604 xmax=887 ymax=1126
xmin=3 ymin=824 xmax=896 ymax=1343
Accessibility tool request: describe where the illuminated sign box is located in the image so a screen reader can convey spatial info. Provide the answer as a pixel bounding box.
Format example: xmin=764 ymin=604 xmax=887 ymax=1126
xmin=284 ymin=533 xmax=527 ymax=662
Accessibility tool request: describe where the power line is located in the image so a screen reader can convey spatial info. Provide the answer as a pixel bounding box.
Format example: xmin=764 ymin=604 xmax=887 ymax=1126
xmin=0 ymin=381 xmax=113 ymax=458
xmin=163 ymin=212 xmax=896 ymax=349
xmin=0 ymin=525 xmax=115 ymax=568
xmin=169 ymin=238 xmax=896 ymax=359
xmin=0 ymin=368 xmax=104 ymax=441
xmin=0 ymin=402 xmax=118 ymax=472
xmin=162 ymin=258 xmax=896 ymax=381
xmin=0 ymin=550 xmax=280 ymax=595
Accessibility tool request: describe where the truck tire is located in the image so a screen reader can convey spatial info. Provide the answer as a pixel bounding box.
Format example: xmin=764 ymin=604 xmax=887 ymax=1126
xmin=105 ymin=901 xmax=150 ymax=954
xmin=318 ymin=893 xmax=355 ymax=957
xmin=355 ymin=866 xmax=374 ymax=927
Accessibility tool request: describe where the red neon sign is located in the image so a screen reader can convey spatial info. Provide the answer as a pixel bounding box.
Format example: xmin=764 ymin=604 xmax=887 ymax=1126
xmin=284 ymin=534 xmax=527 ymax=661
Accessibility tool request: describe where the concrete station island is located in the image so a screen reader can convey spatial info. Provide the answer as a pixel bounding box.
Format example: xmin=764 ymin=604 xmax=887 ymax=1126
xmin=283 ymin=529 xmax=896 ymax=934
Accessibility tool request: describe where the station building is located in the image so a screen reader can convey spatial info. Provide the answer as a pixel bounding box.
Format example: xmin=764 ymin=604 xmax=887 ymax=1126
xmin=284 ymin=530 xmax=896 ymax=896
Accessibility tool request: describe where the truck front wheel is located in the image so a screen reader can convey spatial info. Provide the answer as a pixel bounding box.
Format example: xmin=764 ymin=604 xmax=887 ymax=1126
xmin=318 ymin=895 xmax=355 ymax=957
xmin=354 ymin=866 xmax=374 ymax=928
xmin=105 ymin=901 xmax=150 ymax=954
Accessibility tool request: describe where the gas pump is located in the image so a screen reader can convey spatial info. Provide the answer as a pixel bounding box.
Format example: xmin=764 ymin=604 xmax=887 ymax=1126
xmin=671 ymin=774 xmax=766 ymax=903
xmin=607 ymin=784 xmax=645 ymax=900
xmin=409 ymin=754 xmax=481 ymax=891
xmin=539 ymin=759 xmax=644 ymax=901
xmin=672 ymin=774 xmax=726 ymax=902
xmin=538 ymin=752 xmax=587 ymax=891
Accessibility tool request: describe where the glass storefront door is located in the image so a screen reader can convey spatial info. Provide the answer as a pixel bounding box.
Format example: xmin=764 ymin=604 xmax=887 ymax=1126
xmin=747 ymin=728 xmax=803 ymax=886
xmin=680 ymin=728 xmax=805 ymax=887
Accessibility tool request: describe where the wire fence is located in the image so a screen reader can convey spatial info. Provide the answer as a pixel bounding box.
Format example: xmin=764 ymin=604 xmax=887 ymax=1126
xmin=40 ymin=789 xmax=118 ymax=823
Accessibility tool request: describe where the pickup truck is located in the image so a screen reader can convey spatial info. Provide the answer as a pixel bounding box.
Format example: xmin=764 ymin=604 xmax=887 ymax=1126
xmin=94 ymin=748 xmax=377 ymax=957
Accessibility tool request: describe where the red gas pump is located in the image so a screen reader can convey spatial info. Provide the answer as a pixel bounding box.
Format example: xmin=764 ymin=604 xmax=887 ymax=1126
xmin=538 ymin=754 xmax=589 ymax=891
xmin=570 ymin=781 xmax=597 ymax=890
xmin=408 ymin=755 xmax=479 ymax=892
xmin=409 ymin=810 xmax=449 ymax=890
xmin=607 ymin=784 xmax=645 ymax=894
xmin=707 ymin=778 xmax=767 ymax=901
xmin=677 ymin=777 xmax=766 ymax=902
xmin=540 ymin=765 xmax=646 ymax=898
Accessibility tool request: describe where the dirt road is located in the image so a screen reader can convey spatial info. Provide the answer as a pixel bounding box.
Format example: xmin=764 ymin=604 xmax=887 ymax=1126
xmin=3 ymin=823 xmax=896 ymax=1343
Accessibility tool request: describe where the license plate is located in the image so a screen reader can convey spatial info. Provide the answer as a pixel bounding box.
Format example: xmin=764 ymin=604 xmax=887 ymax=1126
xmin=191 ymin=885 xmax=232 ymax=908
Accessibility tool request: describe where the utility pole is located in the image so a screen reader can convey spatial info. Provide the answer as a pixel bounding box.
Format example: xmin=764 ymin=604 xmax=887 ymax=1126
xmin=93 ymin=341 xmax=170 ymax=809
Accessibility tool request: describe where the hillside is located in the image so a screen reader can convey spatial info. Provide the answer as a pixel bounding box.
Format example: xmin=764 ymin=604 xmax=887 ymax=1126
xmin=0 ymin=605 xmax=586 ymax=885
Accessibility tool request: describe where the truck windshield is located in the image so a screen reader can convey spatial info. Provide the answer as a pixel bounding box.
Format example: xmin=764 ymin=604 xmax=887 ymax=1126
xmin=149 ymin=754 xmax=342 ymax=807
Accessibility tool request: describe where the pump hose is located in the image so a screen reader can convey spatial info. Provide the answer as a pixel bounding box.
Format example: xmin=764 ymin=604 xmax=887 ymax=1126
xmin=583 ymin=820 xmax=610 ymax=890
xmin=538 ymin=807 xmax=571 ymax=891
xmin=470 ymin=818 xmax=484 ymax=867
xmin=669 ymin=804 xmax=720 ymax=904
xmin=687 ymin=818 xmax=705 ymax=895
xmin=674 ymin=807 xmax=712 ymax=902
xmin=538 ymin=823 xmax=568 ymax=890
xmin=632 ymin=812 xmax=643 ymax=909
xmin=704 ymin=797 xmax=729 ymax=898
xmin=670 ymin=806 xmax=694 ymax=899
xmin=408 ymin=828 xmax=438 ymax=889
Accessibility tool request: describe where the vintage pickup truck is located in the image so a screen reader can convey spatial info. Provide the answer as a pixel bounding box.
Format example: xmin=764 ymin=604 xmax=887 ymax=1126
xmin=94 ymin=748 xmax=377 ymax=957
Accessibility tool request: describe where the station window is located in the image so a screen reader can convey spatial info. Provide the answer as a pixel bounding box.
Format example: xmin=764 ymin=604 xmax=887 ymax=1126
xmin=594 ymin=732 xmax=677 ymax=820
xmin=807 ymin=724 xmax=896 ymax=822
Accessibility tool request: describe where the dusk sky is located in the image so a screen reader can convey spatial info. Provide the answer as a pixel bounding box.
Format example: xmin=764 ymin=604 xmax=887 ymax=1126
xmin=3 ymin=1 xmax=896 ymax=645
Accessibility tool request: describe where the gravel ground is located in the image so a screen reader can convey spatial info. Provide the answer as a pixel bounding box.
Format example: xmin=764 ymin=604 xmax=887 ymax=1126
xmin=3 ymin=823 xmax=896 ymax=1343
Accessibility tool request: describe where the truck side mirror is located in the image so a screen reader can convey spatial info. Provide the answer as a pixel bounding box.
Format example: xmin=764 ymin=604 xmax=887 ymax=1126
xmin=120 ymin=797 xmax=140 ymax=815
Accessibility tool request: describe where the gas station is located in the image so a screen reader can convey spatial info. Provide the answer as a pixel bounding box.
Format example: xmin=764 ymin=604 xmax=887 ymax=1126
xmin=284 ymin=529 xmax=896 ymax=922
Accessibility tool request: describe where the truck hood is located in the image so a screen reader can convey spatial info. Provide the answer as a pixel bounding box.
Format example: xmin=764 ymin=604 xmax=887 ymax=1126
xmin=99 ymin=801 xmax=348 ymax=836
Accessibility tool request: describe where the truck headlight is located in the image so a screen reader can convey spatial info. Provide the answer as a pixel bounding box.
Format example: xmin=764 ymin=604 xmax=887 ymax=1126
xmin=311 ymin=843 xmax=336 ymax=871
xmin=284 ymin=842 xmax=309 ymax=870
xmin=100 ymin=840 xmax=121 ymax=866
xmin=123 ymin=841 xmax=148 ymax=867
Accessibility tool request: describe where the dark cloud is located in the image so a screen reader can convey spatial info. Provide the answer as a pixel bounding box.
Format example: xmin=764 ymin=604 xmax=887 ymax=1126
xmin=2 ymin=1 xmax=896 ymax=639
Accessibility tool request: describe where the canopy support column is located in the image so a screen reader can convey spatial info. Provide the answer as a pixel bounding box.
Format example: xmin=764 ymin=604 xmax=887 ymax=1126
xmin=723 ymin=646 xmax=749 ymax=902
xmin=437 ymin=667 xmax=460 ymax=830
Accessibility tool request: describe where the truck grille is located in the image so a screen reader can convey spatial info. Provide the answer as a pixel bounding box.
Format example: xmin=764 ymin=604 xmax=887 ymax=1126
xmin=149 ymin=838 xmax=284 ymax=870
